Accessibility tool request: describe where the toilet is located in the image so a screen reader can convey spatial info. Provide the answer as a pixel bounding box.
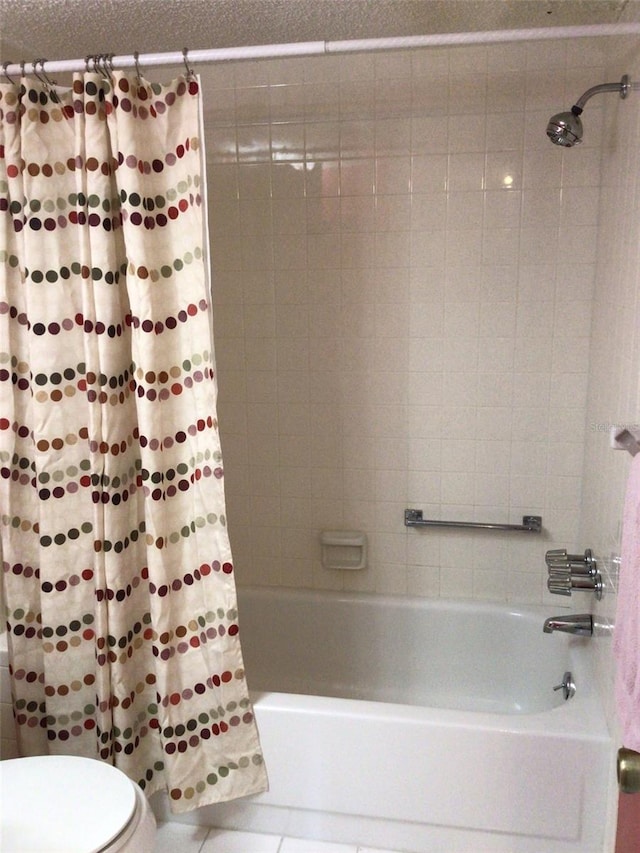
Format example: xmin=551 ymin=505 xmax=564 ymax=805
xmin=0 ymin=755 xmax=156 ymax=852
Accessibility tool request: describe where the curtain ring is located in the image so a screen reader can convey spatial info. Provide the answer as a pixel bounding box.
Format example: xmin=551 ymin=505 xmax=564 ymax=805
xmin=33 ymin=59 xmax=49 ymax=88
xmin=33 ymin=59 xmax=53 ymax=103
xmin=2 ymin=62 xmax=17 ymax=84
xmin=133 ymin=51 xmax=142 ymax=82
xmin=182 ymin=47 xmax=194 ymax=79
xmin=85 ymin=55 xmax=96 ymax=74
xmin=99 ymin=54 xmax=115 ymax=83
xmin=105 ymin=53 xmax=115 ymax=80
xmin=36 ymin=59 xmax=60 ymax=102
xmin=37 ymin=59 xmax=57 ymax=88
xmin=20 ymin=60 xmax=26 ymax=78
xmin=33 ymin=59 xmax=51 ymax=99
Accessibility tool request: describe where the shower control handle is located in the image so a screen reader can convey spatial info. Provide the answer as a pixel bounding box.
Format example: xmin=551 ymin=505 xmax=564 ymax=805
xmin=547 ymin=575 xmax=572 ymax=595
xmin=547 ymin=569 xmax=603 ymax=599
xmin=546 ymin=562 xmax=597 ymax=578
xmin=545 ymin=548 xmax=597 ymax=574
xmin=569 ymin=574 xmax=604 ymax=594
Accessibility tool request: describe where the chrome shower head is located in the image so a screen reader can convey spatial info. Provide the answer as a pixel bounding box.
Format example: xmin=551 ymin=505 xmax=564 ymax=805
xmin=547 ymin=74 xmax=632 ymax=147
xmin=546 ymin=106 xmax=583 ymax=147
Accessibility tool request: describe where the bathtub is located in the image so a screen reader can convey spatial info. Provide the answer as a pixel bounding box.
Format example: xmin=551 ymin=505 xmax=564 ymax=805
xmin=151 ymin=586 xmax=613 ymax=852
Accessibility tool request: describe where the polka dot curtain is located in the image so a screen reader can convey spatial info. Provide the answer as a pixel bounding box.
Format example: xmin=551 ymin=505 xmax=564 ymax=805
xmin=0 ymin=71 xmax=267 ymax=811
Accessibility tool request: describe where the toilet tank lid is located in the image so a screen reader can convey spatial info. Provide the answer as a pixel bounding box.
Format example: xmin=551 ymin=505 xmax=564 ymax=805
xmin=0 ymin=755 xmax=137 ymax=852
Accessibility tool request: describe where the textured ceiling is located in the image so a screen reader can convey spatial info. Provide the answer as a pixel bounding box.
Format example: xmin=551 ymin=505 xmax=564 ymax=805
xmin=1 ymin=0 xmax=638 ymax=62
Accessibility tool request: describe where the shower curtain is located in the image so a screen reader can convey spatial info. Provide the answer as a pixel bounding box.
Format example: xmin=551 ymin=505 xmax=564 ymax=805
xmin=0 ymin=69 xmax=267 ymax=811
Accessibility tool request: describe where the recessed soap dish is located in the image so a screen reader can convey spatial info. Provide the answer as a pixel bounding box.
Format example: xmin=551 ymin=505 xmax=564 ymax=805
xmin=320 ymin=530 xmax=367 ymax=570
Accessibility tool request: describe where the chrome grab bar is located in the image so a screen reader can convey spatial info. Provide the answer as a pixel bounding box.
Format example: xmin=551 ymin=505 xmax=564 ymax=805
xmin=404 ymin=509 xmax=542 ymax=533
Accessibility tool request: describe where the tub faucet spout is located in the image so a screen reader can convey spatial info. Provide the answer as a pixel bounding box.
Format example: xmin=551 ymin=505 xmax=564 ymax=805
xmin=543 ymin=614 xmax=593 ymax=636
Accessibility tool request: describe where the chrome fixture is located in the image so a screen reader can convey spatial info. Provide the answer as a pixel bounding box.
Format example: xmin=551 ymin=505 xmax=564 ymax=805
xmin=543 ymin=614 xmax=593 ymax=636
xmin=546 ymin=548 xmax=597 ymax=572
xmin=404 ymin=509 xmax=542 ymax=533
xmin=553 ymin=671 xmax=576 ymax=701
xmin=547 ymin=74 xmax=635 ymax=146
xmin=546 ymin=548 xmax=603 ymax=600
xmin=547 ymin=574 xmax=603 ymax=597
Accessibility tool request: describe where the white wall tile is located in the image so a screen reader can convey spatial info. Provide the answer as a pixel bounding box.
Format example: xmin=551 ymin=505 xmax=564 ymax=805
xmin=375 ymin=117 xmax=412 ymax=157
xmin=482 ymin=227 xmax=519 ymax=265
xmin=411 ymin=154 xmax=448 ymax=193
xmin=448 ymin=73 xmax=487 ymax=115
xmin=483 ymin=190 xmax=521 ymax=229
xmin=446 ymin=113 xmax=487 ymax=153
xmin=561 ymin=147 xmax=602 ymax=187
xmin=447 ymin=152 xmax=485 ymax=191
xmin=411 ymin=115 xmax=449 ymax=153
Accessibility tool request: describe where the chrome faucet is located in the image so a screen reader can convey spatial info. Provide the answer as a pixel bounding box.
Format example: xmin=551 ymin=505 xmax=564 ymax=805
xmin=543 ymin=614 xmax=593 ymax=636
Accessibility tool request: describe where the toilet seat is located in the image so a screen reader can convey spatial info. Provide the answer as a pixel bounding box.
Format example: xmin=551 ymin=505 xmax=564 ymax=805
xmin=0 ymin=755 xmax=152 ymax=852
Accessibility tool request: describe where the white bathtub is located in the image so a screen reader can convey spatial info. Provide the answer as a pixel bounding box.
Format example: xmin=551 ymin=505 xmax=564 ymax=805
xmin=151 ymin=587 xmax=613 ymax=852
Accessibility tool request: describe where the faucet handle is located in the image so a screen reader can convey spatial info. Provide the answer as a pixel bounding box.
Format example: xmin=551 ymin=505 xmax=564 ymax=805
xmin=546 ymin=563 xmax=572 ymax=578
xmin=546 ymin=549 xmax=568 ymax=568
xmin=570 ymin=574 xmax=604 ymax=597
xmin=547 ymin=569 xmax=604 ymax=599
xmin=546 ymin=548 xmax=568 ymax=562
xmin=548 ymin=575 xmax=572 ymax=595
xmin=545 ymin=549 xmax=585 ymax=569
xmin=545 ymin=548 xmax=585 ymax=562
xmin=545 ymin=547 xmax=597 ymax=575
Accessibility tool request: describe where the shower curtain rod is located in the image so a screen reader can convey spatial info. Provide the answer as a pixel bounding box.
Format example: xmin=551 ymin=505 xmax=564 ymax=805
xmin=3 ymin=22 xmax=640 ymax=78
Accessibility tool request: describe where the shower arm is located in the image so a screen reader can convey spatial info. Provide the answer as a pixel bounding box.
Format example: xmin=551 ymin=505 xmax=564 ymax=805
xmin=572 ymin=74 xmax=632 ymax=113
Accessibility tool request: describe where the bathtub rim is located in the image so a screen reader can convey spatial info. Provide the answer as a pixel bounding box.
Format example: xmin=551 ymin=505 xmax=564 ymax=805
xmin=237 ymin=582 xmax=572 ymax=622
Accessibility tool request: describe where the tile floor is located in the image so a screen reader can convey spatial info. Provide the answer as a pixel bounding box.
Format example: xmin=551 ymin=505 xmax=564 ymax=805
xmin=155 ymin=821 xmax=403 ymax=853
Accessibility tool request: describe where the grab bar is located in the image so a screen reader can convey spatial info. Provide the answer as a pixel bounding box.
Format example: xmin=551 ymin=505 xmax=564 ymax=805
xmin=404 ymin=509 xmax=542 ymax=533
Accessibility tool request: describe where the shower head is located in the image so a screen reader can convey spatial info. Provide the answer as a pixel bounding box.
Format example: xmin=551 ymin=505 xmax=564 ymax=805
xmin=546 ymin=107 xmax=583 ymax=147
xmin=546 ymin=74 xmax=632 ymax=147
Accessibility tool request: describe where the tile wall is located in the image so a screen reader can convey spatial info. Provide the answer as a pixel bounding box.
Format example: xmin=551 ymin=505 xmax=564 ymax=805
xmin=202 ymin=38 xmax=609 ymax=603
